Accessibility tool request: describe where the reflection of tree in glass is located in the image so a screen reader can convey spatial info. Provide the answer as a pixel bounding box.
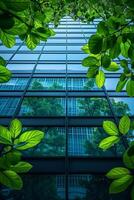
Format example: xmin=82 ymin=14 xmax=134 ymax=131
xmin=78 ymin=79 xmax=129 ymax=156
xmin=23 ymin=81 xmax=65 ymax=157
xmin=23 ymin=80 xmax=64 ymax=116
xmin=74 ymin=175 xmax=128 ymax=200
xmin=26 ymin=127 xmax=65 ymax=156
xmin=7 ymin=175 xmax=63 ymax=200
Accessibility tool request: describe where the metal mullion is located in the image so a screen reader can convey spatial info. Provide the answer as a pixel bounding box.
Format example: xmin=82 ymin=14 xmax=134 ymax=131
xmin=65 ymin=18 xmax=69 ymax=200
xmin=12 ymin=44 xmax=45 ymax=118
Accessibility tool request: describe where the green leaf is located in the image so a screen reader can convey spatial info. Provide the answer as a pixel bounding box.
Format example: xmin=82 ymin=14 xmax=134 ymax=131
xmin=101 ymin=54 xmax=111 ymax=68
xmin=0 ymin=13 xmax=14 ymax=29
xmin=105 ymin=62 xmax=120 ymax=71
xmin=127 ymin=144 xmax=134 ymax=157
xmin=10 ymin=161 xmax=32 ymax=173
xmin=116 ymin=79 xmax=127 ymax=92
xmin=97 ymin=21 xmax=109 ymax=36
xmin=88 ymin=35 xmax=103 ymax=54
xmin=82 ymin=56 xmax=99 ymax=67
xmin=109 ymin=41 xmax=121 ymax=59
xmin=0 ymin=126 xmax=12 ymax=145
xmin=126 ymin=80 xmax=134 ymax=97
xmin=0 ymin=65 xmax=12 ymax=83
xmin=87 ymin=66 xmax=99 ymax=78
xmin=0 ymin=170 xmax=23 ymax=190
xmin=5 ymin=151 xmax=22 ymax=165
xmin=119 ymin=115 xmax=130 ymax=134
xmin=103 ymin=121 xmax=119 ymax=135
xmin=131 ymin=185 xmax=134 ymax=200
xmin=4 ymin=0 xmax=30 ymax=12
xmin=120 ymin=59 xmax=128 ymax=69
xmin=109 ymin=175 xmax=133 ymax=194
xmin=0 ymin=29 xmax=15 ymax=48
xmin=25 ymin=34 xmax=40 ymax=50
xmin=14 ymin=130 xmax=44 ymax=150
xmin=106 ymin=167 xmax=130 ymax=179
xmin=95 ymin=70 xmax=105 ymax=88
xmin=81 ymin=44 xmax=90 ymax=54
xmin=120 ymin=41 xmax=130 ymax=58
xmin=99 ymin=136 xmax=120 ymax=150
xmin=0 ymin=56 xmax=6 ymax=66
xmin=10 ymin=119 xmax=22 ymax=138
xmin=123 ymin=150 xmax=134 ymax=169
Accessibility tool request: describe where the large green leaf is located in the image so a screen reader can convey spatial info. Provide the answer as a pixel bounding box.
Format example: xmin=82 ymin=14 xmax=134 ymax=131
xmin=0 ymin=29 xmax=15 ymax=48
xmin=109 ymin=41 xmax=121 ymax=59
xmin=123 ymin=150 xmax=134 ymax=169
xmin=120 ymin=41 xmax=130 ymax=58
xmin=0 ymin=170 xmax=23 ymax=190
xmin=99 ymin=136 xmax=120 ymax=150
xmin=10 ymin=161 xmax=32 ymax=173
xmin=25 ymin=34 xmax=39 ymax=50
xmin=88 ymin=35 xmax=103 ymax=54
xmin=126 ymin=80 xmax=134 ymax=97
xmin=5 ymin=151 xmax=22 ymax=165
xmin=10 ymin=119 xmax=22 ymax=138
xmin=87 ymin=66 xmax=99 ymax=78
xmin=14 ymin=130 xmax=44 ymax=150
xmin=0 ymin=126 xmax=12 ymax=145
xmin=0 ymin=65 xmax=12 ymax=83
xmin=101 ymin=54 xmax=111 ymax=68
xmin=82 ymin=56 xmax=99 ymax=67
xmin=106 ymin=167 xmax=130 ymax=179
xmin=4 ymin=0 xmax=30 ymax=12
xmin=103 ymin=121 xmax=119 ymax=135
xmin=116 ymin=79 xmax=127 ymax=92
xmin=95 ymin=70 xmax=105 ymax=88
xmin=0 ymin=56 xmax=6 ymax=66
xmin=81 ymin=44 xmax=90 ymax=54
xmin=105 ymin=62 xmax=120 ymax=72
xmin=109 ymin=175 xmax=133 ymax=193
xmin=119 ymin=115 xmax=130 ymax=134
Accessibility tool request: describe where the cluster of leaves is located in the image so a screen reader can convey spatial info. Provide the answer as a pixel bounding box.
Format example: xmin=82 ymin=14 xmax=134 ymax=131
xmin=81 ymin=1 xmax=134 ymax=96
xmin=0 ymin=118 xmax=44 ymax=190
xmin=98 ymin=115 xmax=134 ymax=199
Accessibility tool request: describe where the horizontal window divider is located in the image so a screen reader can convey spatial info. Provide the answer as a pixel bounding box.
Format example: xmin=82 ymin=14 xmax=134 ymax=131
xmin=0 ymin=91 xmax=127 ymax=97
xmin=23 ymin=157 xmax=123 ymax=174
xmin=1 ymin=116 xmax=133 ymax=127
xmin=11 ymin=72 xmax=122 ymax=78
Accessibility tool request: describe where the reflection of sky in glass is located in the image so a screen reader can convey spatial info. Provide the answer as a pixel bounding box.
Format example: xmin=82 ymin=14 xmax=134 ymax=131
xmin=112 ymin=98 xmax=134 ymax=115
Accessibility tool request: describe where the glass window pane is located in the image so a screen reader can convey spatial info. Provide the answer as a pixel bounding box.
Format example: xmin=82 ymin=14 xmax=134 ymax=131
xmin=0 ymin=78 xmax=28 ymax=90
xmin=2 ymin=175 xmax=65 ymax=200
xmin=0 ymin=98 xmax=20 ymax=116
xmin=68 ymin=175 xmax=128 ymax=200
xmin=68 ymin=127 xmax=124 ymax=156
xmin=0 ymin=45 xmax=19 ymax=51
xmin=36 ymin=64 xmax=66 ymax=73
xmin=68 ymin=98 xmax=111 ymax=116
xmin=67 ymin=46 xmax=82 ymax=51
xmin=23 ymin=127 xmax=65 ymax=157
xmin=68 ymin=78 xmax=101 ymax=90
xmin=44 ymin=46 xmax=66 ymax=51
xmin=110 ymin=97 xmax=134 ymax=116
xmin=19 ymin=97 xmax=66 ymax=116
xmin=40 ymin=54 xmax=66 ymax=61
xmin=7 ymin=64 xmax=35 ymax=72
xmin=0 ymin=53 xmax=13 ymax=60
xmin=12 ymin=54 xmax=39 ymax=60
xmin=29 ymin=78 xmax=66 ymax=90
xmin=19 ymin=46 xmax=42 ymax=51
xmin=67 ymin=54 xmax=86 ymax=60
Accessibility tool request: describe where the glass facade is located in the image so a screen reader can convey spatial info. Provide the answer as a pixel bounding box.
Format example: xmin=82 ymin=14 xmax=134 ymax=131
xmin=0 ymin=16 xmax=133 ymax=200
